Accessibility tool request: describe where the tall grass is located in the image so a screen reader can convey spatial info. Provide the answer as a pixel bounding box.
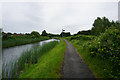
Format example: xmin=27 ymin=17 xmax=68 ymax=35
xmin=2 ymin=41 xmax=58 ymax=78
xmin=19 ymin=39 xmax=65 ymax=78
xmin=2 ymin=37 xmax=49 ymax=48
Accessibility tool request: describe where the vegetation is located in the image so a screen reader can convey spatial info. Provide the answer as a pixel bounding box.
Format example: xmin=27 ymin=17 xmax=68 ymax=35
xmin=41 ymin=30 xmax=47 ymax=36
xmin=75 ymin=30 xmax=91 ymax=35
xmin=66 ymin=33 xmax=119 ymax=78
xmin=2 ymin=31 xmax=49 ymax=48
xmin=69 ymin=34 xmax=95 ymax=41
xmin=2 ymin=36 xmax=49 ymax=48
xmin=75 ymin=17 xmax=120 ymax=36
xmin=3 ymin=40 xmax=60 ymax=78
xmin=2 ymin=16 xmax=120 ymax=78
xmin=31 ymin=31 xmax=40 ymax=37
xmin=2 ymin=29 xmax=62 ymax=48
xmin=66 ymin=17 xmax=120 ymax=78
xmin=91 ymin=17 xmax=120 ymax=36
xmin=19 ymin=39 xmax=65 ymax=78
xmin=87 ymin=27 xmax=120 ymax=78
xmin=91 ymin=17 xmax=111 ymax=35
xmin=47 ymin=33 xmax=60 ymax=39
xmin=41 ymin=30 xmax=61 ymax=38
xmin=60 ymin=32 xmax=71 ymax=37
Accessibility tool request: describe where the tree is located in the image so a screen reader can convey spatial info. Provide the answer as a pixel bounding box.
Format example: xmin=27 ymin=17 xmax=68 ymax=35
xmin=77 ymin=30 xmax=91 ymax=35
xmin=25 ymin=33 xmax=30 ymax=36
xmin=31 ymin=31 xmax=40 ymax=38
xmin=41 ymin=30 xmax=47 ymax=36
xmin=91 ymin=17 xmax=111 ymax=35
xmin=60 ymin=32 xmax=71 ymax=37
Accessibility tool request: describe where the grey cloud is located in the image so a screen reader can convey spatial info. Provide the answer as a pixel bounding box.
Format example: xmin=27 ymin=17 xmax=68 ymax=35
xmin=2 ymin=2 xmax=118 ymax=34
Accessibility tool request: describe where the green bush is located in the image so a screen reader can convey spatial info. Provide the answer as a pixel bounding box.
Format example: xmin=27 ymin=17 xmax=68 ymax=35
xmin=70 ymin=35 xmax=95 ymax=41
xmin=31 ymin=31 xmax=40 ymax=37
xmin=87 ymin=27 xmax=120 ymax=77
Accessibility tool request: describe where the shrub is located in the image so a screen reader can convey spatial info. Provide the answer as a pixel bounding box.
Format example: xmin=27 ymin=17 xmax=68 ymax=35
xmin=87 ymin=27 xmax=120 ymax=77
xmin=31 ymin=31 xmax=40 ymax=38
xmin=70 ymin=35 xmax=95 ymax=41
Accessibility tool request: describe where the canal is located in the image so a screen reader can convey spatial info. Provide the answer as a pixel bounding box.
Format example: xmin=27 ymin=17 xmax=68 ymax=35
xmin=2 ymin=39 xmax=59 ymax=78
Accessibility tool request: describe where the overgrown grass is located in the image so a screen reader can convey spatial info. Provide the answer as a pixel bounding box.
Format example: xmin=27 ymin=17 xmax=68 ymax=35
xmin=2 ymin=37 xmax=49 ymax=48
xmin=69 ymin=34 xmax=95 ymax=41
xmin=66 ymin=34 xmax=119 ymax=79
xmin=19 ymin=39 xmax=65 ymax=78
xmin=73 ymin=42 xmax=113 ymax=78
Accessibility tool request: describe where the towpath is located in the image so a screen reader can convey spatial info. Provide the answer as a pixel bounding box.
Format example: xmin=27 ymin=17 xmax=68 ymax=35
xmin=62 ymin=39 xmax=95 ymax=79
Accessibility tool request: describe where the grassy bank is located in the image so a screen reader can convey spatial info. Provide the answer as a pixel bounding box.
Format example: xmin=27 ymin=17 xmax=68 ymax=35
xmin=3 ymin=40 xmax=60 ymax=78
xmin=66 ymin=34 xmax=120 ymax=79
xmin=2 ymin=36 xmax=49 ymax=48
xmin=19 ymin=39 xmax=65 ymax=78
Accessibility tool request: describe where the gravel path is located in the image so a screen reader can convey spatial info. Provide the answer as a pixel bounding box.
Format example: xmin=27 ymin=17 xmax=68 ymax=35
xmin=61 ymin=39 xmax=95 ymax=79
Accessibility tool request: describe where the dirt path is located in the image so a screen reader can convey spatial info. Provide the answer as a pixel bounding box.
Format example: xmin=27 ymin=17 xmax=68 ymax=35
xmin=61 ymin=39 xmax=95 ymax=78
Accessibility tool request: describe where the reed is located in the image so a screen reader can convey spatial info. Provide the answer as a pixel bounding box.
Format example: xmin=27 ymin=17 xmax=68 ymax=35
xmin=19 ymin=39 xmax=65 ymax=78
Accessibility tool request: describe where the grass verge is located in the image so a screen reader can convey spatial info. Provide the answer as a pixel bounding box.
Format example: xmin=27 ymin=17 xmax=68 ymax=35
xmin=2 ymin=37 xmax=49 ymax=48
xmin=19 ymin=39 xmax=65 ymax=78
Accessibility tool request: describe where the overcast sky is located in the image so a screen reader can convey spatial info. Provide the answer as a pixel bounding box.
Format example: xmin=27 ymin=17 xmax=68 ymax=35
xmin=0 ymin=0 xmax=119 ymax=34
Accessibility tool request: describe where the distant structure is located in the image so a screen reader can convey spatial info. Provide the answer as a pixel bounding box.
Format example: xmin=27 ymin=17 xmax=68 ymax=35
xmin=118 ymin=1 xmax=120 ymax=22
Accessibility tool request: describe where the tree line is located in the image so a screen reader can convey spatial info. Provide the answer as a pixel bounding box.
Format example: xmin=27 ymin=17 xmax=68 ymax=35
xmin=76 ymin=17 xmax=120 ymax=36
xmin=2 ymin=30 xmax=71 ymax=39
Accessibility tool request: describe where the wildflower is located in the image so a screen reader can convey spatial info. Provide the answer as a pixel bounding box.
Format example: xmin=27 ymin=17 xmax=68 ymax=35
xmin=91 ymin=52 xmax=94 ymax=54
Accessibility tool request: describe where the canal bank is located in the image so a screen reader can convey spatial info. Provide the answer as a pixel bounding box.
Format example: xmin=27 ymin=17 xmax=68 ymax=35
xmin=2 ymin=39 xmax=60 ymax=78
xmin=19 ymin=39 xmax=65 ymax=78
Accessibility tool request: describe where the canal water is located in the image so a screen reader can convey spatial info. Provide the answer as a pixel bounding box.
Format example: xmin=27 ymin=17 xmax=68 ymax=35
xmin=2 ymin=39 xmax=59 ymax=78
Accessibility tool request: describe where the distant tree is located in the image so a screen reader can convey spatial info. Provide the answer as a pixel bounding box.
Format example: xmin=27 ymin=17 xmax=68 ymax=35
xmin=66 ymin=32 xmax=71 ymax=37
xmin=31 ymin=31 xmax=40 ymax=37
xmin=91 ymin=17 xmax=111 ymax=35
xmin=14 ymin=33 xmax=17 ymax=34
xmin=7 ymin=32 xmax=12 ymax=35
xmin=25 ymin=33 xmax=30 ymax=36
xmin=2 ymin=32 xmax=5 ymax=35
xmin=75 ymin=17 xmax=120 ymax=36
xmin=77 ymin=30 xmax=91 ymax=35
xmin=41 ymin=30 xmax=47 ymax=36
xmin=2 ymin=32 xmax=12 ymax=39
xmin=60 ymin=32 xmax=71 ymax=37
xmin=47 ymin=33 xmax=60 ymax=38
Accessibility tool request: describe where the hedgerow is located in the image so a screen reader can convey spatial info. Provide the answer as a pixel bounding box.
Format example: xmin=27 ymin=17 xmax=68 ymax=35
xmin=86 ymin=27 xmax=120 ymax=77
